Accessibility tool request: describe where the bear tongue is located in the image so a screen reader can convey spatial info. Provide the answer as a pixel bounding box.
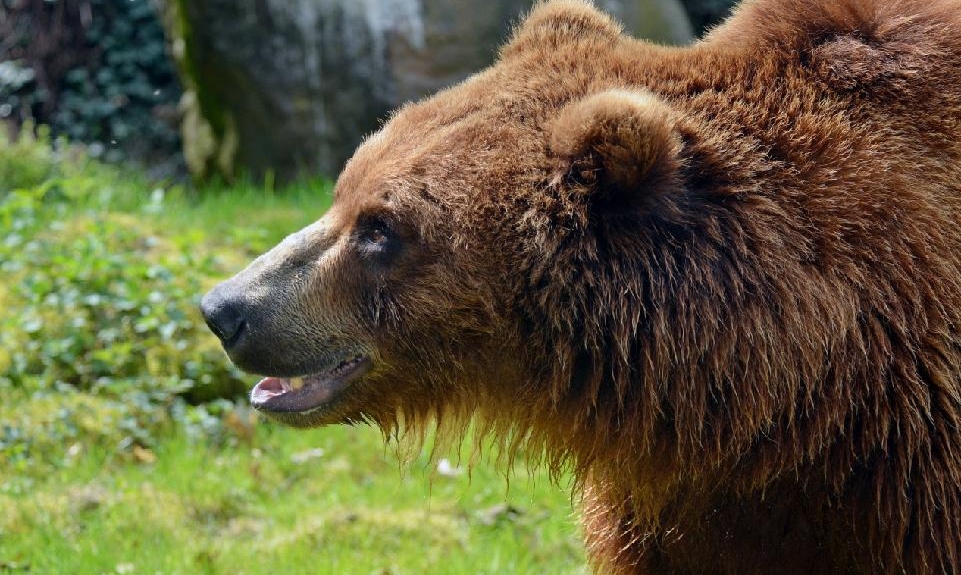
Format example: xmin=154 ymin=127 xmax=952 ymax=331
xmin=248 ymin=358 xmax=371 ymax=413
xmin=250 ymin=374 xmax=343 ymax=413
xmin=250 ymin=377 xmax=290 ymax=404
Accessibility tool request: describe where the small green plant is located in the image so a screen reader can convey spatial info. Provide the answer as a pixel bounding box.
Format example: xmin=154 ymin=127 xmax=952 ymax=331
xmin=0 ymin=123 xmax=57 ymax=195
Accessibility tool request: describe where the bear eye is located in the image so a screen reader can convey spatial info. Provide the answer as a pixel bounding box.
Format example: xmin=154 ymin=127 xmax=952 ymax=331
xmin=359 ymin=217 xmax=391 ymax=249
xmin=366 ymin=227 xmax=388 ymax=246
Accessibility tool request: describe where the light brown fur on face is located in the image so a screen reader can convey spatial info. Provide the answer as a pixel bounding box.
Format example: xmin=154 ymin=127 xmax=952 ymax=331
xmin=202 ymin=0 xmax=961 ymax=573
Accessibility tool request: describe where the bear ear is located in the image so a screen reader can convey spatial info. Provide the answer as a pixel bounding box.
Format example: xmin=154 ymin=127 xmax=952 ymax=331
xmin=501 ymin=0 xmax=623 ymax=59
xmin=548 ymin=89 xmax=682 ymax=210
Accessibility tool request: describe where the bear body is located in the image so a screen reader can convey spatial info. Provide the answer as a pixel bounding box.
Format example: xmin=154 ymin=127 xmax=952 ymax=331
xmin=202 ymin=0 xmax=961 ymax=573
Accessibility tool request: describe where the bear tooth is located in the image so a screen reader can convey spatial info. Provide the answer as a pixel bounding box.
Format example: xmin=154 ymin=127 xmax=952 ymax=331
xmin=290 ymin=377 xmax=305 ymax=390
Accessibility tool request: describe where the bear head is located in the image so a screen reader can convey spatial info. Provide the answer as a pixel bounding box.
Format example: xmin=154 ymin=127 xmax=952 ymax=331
xmin=201 ymin=1 xmax=690 ymax=436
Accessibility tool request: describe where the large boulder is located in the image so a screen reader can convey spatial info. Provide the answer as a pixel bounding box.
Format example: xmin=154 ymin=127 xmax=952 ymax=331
xmin=162 ymin=0 xmax=693 ymax=181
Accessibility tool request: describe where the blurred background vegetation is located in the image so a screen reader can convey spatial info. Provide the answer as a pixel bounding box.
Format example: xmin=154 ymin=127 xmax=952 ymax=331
xmin=0 ymin=0 xmax=735 ymax=573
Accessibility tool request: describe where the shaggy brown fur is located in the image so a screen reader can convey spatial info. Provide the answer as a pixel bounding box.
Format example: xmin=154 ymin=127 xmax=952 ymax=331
xmin=202 ymin=1 xmax=961 ymax=573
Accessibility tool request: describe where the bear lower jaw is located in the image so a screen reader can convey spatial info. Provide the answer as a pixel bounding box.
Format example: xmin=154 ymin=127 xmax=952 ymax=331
xmin=249 ymin=355 xmax=371 ymax=414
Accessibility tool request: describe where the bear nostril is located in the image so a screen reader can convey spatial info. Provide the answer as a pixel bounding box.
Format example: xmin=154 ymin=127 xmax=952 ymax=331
xmin=205 ymin=312 xmax=246 ymax=345
xmin=200 ymin=290 xmax=247 ymax=348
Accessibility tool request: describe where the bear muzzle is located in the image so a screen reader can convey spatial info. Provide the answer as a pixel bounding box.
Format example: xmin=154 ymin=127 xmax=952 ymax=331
xmin=201 ymin=277 xmax=376 ymax=419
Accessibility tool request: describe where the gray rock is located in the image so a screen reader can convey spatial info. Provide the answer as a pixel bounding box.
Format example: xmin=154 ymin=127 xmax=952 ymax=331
xmin=162 ymin=0 xmax=694 ymax=181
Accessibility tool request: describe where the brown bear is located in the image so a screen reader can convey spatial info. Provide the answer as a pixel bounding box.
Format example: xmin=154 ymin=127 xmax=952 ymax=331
xmin=200 ymin=0 xmax=961 ymax=573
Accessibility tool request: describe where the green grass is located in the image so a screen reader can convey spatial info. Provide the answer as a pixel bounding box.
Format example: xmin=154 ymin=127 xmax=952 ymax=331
xmin=154 ymin=178 xmax=336 ymax=251
xmin=1 ymin=424 xmax=585 ymax=575
xmin=0 ymin=132 xmax=586 ymax=574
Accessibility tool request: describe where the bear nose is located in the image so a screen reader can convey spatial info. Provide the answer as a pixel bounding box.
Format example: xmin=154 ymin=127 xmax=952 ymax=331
xmin=200 ymin=287 xmax=247 ymax=347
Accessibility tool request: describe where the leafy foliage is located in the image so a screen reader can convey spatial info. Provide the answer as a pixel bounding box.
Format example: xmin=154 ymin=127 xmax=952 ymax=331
xmin=0 ymin=0 xmax=182 ymax=173
xmin=1 ymin=210 xmax=246 ymax=400
xmin=0 ymin=127 xmax=247 ymax=470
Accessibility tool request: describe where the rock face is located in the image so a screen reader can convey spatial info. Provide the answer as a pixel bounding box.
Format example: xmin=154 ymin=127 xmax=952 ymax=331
xmin=163 ymin=0 xmax=693 ymax=181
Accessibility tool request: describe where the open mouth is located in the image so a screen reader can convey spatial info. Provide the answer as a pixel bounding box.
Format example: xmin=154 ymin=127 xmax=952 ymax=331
xmin=249 ymin=355 xmax=372 ymax=413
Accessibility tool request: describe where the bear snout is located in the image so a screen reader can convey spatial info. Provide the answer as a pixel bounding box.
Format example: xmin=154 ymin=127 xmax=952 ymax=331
xmin=200 ymin=276 xmax=330 ymax=377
